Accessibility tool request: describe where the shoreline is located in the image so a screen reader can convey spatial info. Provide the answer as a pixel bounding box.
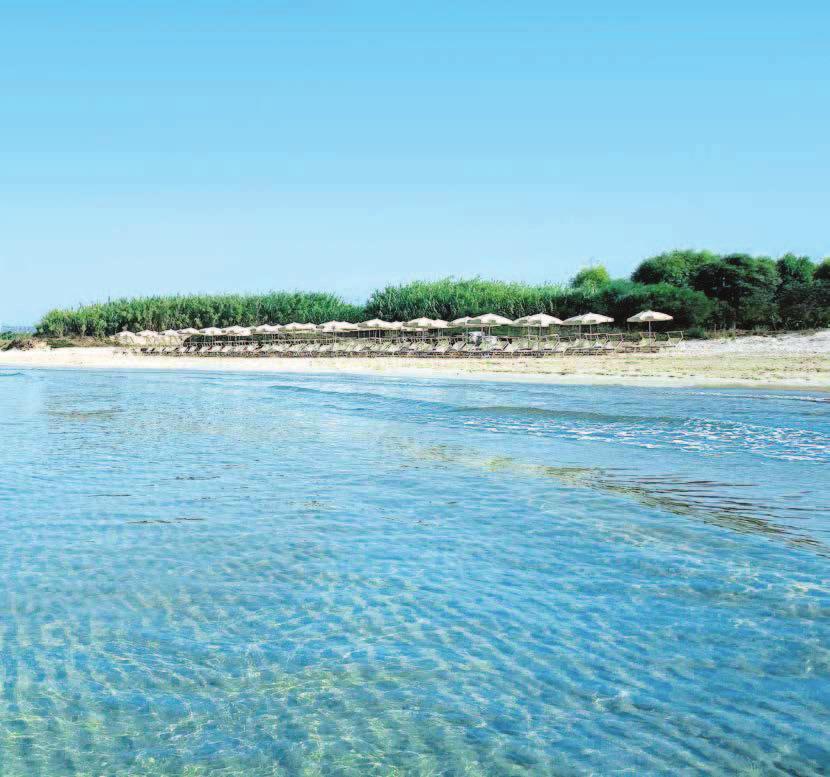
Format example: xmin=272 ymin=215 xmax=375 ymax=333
xmin=2 ymin=344 xmax=829 ymax=391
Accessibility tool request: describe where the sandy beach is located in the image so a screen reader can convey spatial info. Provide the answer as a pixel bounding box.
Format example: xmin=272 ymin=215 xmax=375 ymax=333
xmin=2 ymin=331 xmax=829 ymax=390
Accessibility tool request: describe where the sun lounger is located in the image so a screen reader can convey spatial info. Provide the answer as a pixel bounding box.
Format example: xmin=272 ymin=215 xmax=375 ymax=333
xmin=621 ymin=338 xmax=650 ymax=353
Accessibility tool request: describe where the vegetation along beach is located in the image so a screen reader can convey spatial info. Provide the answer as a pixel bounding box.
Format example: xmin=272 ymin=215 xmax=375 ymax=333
xmin=7 ymin=252 xmax=829 ymax=390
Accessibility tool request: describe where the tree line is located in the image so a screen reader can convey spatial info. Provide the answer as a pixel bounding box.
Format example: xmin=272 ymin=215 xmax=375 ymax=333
xmin=35 ymin=250 xmax=830 ymax=337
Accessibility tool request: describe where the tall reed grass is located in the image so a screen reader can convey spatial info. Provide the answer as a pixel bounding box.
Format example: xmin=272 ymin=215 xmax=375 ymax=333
xmin=37 ymin=293 xmax=364 ymax=337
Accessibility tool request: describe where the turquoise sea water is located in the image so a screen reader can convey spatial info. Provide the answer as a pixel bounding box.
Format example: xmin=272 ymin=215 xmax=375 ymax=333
xmin=0 ymin=367 xmax=828 ymax=776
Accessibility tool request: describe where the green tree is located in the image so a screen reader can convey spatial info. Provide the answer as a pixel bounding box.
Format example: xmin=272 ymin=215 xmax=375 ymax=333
xmin=691 ymin=254 xmax=779 ymax=329
xmin=776 ymin=254 xmax=815 ymax=286
xmin=814 ymin=258 xmax=830 ymax=282
xmin=631 ymin=250 xmax=719 ymax=287
xmin=775 ymin=254 xmax=817 ymax=329
xmin=777 ymin=281 xmax=830 ymax=329
xmin=570 ymin=264 xmax=611 ymax=291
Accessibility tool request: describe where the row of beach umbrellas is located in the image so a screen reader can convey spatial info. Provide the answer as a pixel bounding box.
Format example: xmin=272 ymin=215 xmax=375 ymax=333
xmin=114 ymin=310 xmax=672 ymax=340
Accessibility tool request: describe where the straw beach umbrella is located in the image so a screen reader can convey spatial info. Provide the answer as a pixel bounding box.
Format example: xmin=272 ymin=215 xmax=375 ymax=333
xmin=406 ymin=317 xmax=437 ymax=329
xmin=468 ymin=314 xmax=513 ymax=328
xmin=160 ymin=329 xmax=181 ymax=345
xmin=114 ymin=331 xmax=138 ymax=344
xmin=198 ymin=328 xmax=223 ymax=344
xmin=134 ymin=330 xmax=158 ymax=346
xmin=177 ymin=328 xmax=199 ymax=336
xmin=406 ymin=318 xmax=447 ymax=341
xmin=467 ymin=314 xmax=512 ymax=338
xmin=282 ymin=322 xmax=317 ymax=332
xmin=561 ymin=313 xmax=613 ymax=326
xmin=561 ymin=313 xmax=613 ymax=333
xmin=512 ymin=313 xmax=562 ymax=328
xmin=512 ymin=313 xmax=563 ymax=344
xmin=358 ymin=319 xmax=394 ymax=342
xmin=627 ymin=310 xmax=673 ymax=336
xmin=450 ymin=318 xmax=474 ymax=342
xmin=318 ymin=321 xmax=357 ymax=332
xmin=359 ymin=318 xmax=393 ymax=330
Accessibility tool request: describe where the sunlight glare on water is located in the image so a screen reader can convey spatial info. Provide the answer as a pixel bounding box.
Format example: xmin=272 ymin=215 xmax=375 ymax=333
xmin=0 ymin=368 xmax=828 ymax=775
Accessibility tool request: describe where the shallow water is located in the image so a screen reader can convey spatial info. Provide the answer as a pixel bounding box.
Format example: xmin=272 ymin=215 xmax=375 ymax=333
xmin=0 ymin=367 xmax=828 ymax=775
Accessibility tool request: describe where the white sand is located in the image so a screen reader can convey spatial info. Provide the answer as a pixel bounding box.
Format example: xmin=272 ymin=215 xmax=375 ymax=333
xmin=2 ymin=332 xmax=829 ymax=390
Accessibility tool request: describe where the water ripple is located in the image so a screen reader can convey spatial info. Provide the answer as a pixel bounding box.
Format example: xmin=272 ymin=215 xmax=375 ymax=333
xmin=0 ymin=370 xmax=827 ymax=775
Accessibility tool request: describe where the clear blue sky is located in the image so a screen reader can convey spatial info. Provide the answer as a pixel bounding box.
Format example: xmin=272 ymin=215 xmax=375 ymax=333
xmin=1 ymin=1 xmax=828 ymax=324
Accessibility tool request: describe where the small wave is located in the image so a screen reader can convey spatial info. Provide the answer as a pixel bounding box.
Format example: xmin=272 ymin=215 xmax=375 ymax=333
xmin=451 ymin=405 xmax=679 ymax=424
xmin=0 ymin=371 xmax=23 ymax=378
xmin=691 ymin=390 xmax=830 ymax=404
